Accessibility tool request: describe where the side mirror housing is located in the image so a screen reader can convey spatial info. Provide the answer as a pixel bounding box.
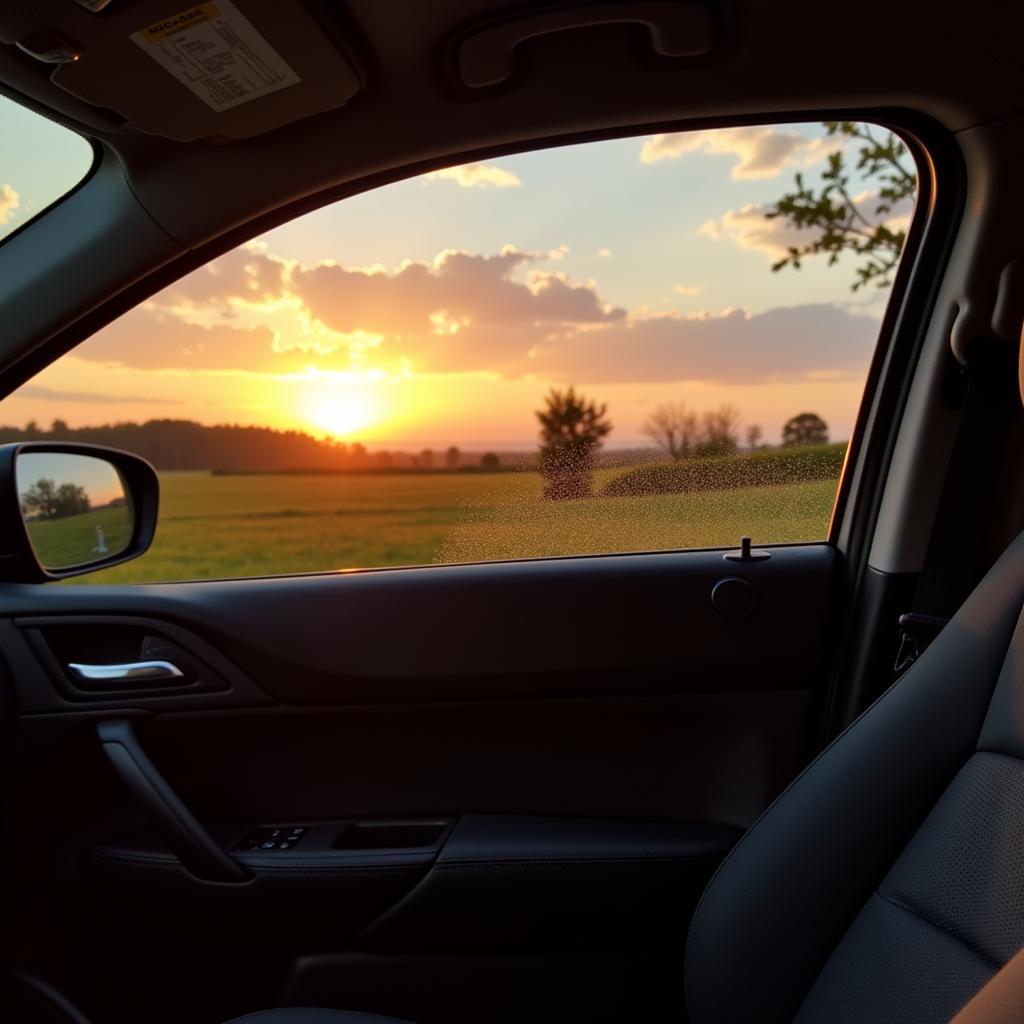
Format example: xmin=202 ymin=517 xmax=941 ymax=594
xmin=0 ymin=442 xmax=158 ymax=582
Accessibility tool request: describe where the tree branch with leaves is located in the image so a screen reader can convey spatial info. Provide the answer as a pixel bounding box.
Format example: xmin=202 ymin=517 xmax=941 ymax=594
xmin=765 ymin=121 xmax=916 ymax=291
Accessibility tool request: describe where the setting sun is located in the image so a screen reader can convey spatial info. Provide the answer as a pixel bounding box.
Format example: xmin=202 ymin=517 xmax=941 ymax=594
xmin=308 ymin=390 xmax=376 ymax=439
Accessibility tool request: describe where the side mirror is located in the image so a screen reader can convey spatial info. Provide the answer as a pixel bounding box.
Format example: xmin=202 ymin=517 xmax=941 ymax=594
xmin=0 ymin=442 xmax=158 ymax=581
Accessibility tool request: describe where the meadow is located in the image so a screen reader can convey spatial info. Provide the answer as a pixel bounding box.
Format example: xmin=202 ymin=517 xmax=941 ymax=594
xmin=28 ymin=505 xmax=134 ymax=571
xmin=74 ymin=457 xmax=843 ymax=584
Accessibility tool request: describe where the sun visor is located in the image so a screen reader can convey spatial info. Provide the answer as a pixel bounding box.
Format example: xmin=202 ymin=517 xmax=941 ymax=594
xmin=5 ymin=0 xmax=364 ymax=141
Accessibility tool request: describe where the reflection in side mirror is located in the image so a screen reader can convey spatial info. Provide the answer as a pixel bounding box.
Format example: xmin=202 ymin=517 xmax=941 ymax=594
xmin=16 ymin=452 xmax=133 ymax=571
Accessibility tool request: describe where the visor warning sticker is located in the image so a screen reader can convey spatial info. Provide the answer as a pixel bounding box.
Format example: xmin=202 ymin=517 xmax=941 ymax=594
xmin=132 ymin=1 xmax=300 ymax=112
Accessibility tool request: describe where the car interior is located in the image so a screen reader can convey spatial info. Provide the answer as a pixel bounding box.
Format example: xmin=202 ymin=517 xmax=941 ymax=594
xmin=3 ymin=1 xmax=1024 ymax=1022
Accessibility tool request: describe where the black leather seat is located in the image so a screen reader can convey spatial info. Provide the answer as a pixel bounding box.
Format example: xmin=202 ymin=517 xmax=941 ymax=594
xmin=685 ymin=426 xmax=1024 ymax=1015
xmin=226 ymin=359 xmax=1024 ymax=1024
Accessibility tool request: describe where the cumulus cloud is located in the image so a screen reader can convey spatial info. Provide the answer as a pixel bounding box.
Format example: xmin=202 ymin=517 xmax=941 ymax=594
xmin=673 ymin=283 xmax=701 ymax=296
xmin=158 ymin=246 xmax=288 ymax=309
xmin=0 ymin=183 xmax=20 ymax=224
xmin=425 ymin=162 xmax=521 ymax=188
xmin=75 ymin=244 xmax=879 ymax=385
xmin=290 ymin=246 xmax=624 ymax=339
xmin=640 ymin=126 xmax=839 ymax=180
xmin=702 ymin=190 xmax=916 ymax=261
xmin=596 ymin=248 xmax=612 ymax=258
xmin=698 ymin=219 xmax=720 ymax=240
xmin=705 ymin=202 xmax=812 ymax=259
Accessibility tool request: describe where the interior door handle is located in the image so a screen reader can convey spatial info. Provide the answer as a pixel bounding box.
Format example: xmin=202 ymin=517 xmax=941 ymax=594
xmin=68 ymin=660 xmax=184 ymax=686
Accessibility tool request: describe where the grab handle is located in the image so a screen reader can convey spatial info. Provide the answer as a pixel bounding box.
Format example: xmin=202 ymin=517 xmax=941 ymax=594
xmin=458 ymin=1 xmax=715 ymax=88
xmin=98 ymin=719 xmax=249 ymax=884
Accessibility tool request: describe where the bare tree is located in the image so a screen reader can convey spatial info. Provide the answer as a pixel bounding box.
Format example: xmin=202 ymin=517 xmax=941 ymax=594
xmin=641 ymin=402 xmax=700 ymax=461
xmin=445 ymin=445 xmax=460 ymax=468
xmin=697 ymin=405 xmax=741 ymax=457
xmin=745 ymin=424 xmax=763 ymax=450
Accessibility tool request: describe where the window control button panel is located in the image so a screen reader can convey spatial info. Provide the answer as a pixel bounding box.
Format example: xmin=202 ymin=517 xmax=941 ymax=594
xmin=235 ymin=825 xmax=307 ymax=852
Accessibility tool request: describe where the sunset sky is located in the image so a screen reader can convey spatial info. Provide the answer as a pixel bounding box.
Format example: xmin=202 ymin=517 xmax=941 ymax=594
xmin=0 ymin=100 xmax=915 ymax=449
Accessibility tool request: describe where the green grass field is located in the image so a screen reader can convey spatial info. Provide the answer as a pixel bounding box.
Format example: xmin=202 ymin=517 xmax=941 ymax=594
xmin=28 ymin=505 xmax=133 ymax=571
xmin=73 ymin=465 xmax=840 ymax=584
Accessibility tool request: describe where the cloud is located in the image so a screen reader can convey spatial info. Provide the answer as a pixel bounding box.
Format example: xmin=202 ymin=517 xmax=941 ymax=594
xmin=702 ymin=190 xmax=916 ymax=260
xmin=75 ymin=309 xmax=283 ymax=372
xmin=596 ymin=248 xmax=612 ymax=258
xmin=290 ymin=246 xmax=624 ymax=339
xmin=76 ymin=245 xmax=626 ymax=376
xmin=705 ymin=202 xmax=813 ymax=259
xmin=698 ymin=219 xmax=720 ymax=240
xmin=525 ymin=304 xmax=879 ymax=384
xmin=425 ymin=162 xmax=521 ymax=188
xmin=293 ymin=298 xmax=877 ymax=384
xmin=674 ymin=283 xmax=701 ymax=296
xmin=74 ymin=244 xmax=878 ymax=387
xmin=17 ymin=385 xmax=181 ymax=405
xmin=158 ymin=246 xmax=288 ymax=309
xmin=0 ymin=183 xmax=20 ymax=224
xmin=640 ymin=126 xmax=838 ymax=180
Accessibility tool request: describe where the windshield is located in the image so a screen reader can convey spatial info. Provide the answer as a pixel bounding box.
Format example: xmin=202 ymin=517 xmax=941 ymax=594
xmin=0 ymin=94 xmax=94 ymax=245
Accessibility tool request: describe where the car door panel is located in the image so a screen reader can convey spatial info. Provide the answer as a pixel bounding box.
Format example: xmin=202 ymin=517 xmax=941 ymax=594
xmin=3 ymin=544 xmax=836 ymax=705
xmin=4 ymin=543 xmax=838 ymax=1023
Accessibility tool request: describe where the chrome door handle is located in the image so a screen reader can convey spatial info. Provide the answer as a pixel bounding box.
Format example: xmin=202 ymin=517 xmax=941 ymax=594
xmin=67 ymin=660 xmax=185 ymax=685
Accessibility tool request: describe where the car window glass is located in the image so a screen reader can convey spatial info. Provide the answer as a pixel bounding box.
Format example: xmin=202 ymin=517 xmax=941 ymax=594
xmin=1 ymin=121 xmax=918 ymax=581
xmin=0 ymin=95 xmax=94 ymax=245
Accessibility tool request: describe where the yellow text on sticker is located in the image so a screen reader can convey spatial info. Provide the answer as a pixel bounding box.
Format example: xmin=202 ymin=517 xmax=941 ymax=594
xmin=139 ymin=3 xmax=220 ymax=43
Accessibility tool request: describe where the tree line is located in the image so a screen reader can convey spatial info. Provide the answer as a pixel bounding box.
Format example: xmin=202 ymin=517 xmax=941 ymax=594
xmin=4 ymin=399 xmax=830 ymax=492
xmin=1 ymin=419 xmax=506 ymax=472
xmin=639 ymin=403 xmax=828 ymax=460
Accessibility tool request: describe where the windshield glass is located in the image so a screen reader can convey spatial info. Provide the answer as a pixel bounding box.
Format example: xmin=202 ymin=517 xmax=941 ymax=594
xmin=0 ymin=95 xmax=94 ymax=244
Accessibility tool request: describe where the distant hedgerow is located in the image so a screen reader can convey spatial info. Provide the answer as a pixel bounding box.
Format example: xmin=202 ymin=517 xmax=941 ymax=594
xmin=599 ymin=442 xmax=847 ymax=497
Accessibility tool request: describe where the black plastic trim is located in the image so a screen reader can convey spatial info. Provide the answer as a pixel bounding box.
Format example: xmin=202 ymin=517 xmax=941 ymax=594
xmin=819 ymin=117 xmax=966 ymax=741
xmin=97 ymin=718 xmax=250 ymax=884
